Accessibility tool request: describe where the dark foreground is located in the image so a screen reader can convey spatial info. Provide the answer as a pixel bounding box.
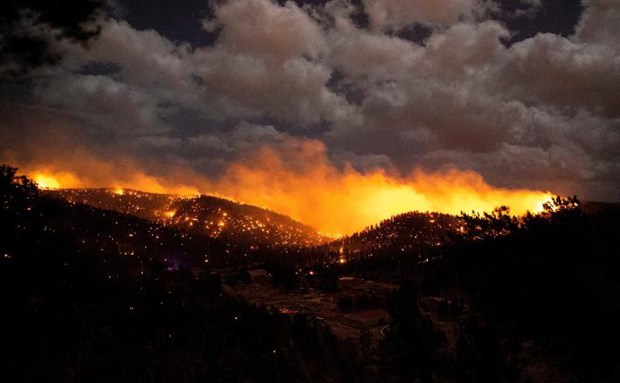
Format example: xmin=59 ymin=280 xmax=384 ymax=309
xmin=2 ymin=165 xmax=620 ymax=382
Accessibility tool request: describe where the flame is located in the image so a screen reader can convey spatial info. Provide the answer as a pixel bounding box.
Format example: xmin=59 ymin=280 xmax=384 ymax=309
xmin=31 ymin=171 xmax=82 ymax=189
xmin=21 ymin=165 xmax=200 ymax=196
xmin=14 ymin=140 xmax=553 ymax=236
xmin=32 ymin=174 xmax=60 ymax=189
xmin=206 ymin=143 xmax=553 ymax=235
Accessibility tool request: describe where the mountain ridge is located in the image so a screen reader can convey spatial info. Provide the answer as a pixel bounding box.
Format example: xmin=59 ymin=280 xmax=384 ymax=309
xmin=46 ymin=188 xmax=328 ymax=248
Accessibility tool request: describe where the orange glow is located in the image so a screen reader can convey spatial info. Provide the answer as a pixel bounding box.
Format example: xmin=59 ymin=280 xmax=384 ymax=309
xmin=31 ymin=171 xmax=82 ymax=189
xmin=205 ymin=142 xmax=553 ymax=235
xmin=163 ymin=210 xmax=177 ymax=219
xmin=20 ymin=162 xmax=201 ymax=196
xmin=33 ymin=174 xmax=60 ymax=189
xmin=108 ymin=172 xmax=200 ymax=196
xmin=15 ymin=139 xmax=553 ymax=236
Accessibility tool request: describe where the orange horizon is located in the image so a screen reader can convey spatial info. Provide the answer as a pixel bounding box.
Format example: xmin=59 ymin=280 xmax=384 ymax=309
xmin=24 ymin=161 xmax=553 ymax=236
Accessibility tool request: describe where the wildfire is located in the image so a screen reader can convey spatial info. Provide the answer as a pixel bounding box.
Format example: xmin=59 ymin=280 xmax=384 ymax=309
xmin=207 ymin=143 xmax=553 ymax=235
xmin=32 ymin=174 xmax=60 ymax=189
xmin=22 ymin=166 xmax=200 ymax=196
xmin=15 ymin=140 xmax=553 ymax=236
xmin=31 ymin=171 xmax=82 ymax=189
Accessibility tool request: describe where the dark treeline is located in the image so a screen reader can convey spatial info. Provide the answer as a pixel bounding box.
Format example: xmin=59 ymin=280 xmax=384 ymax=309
xmin=416 ymin=197 xmax=620 ymax=382
xmin=267 ymin=211 xmax=462 ymax=274
xmin=334 ymin=198 xmax=620 ymax=382
xmin=264 ymin=198 xmax=620 ymax=382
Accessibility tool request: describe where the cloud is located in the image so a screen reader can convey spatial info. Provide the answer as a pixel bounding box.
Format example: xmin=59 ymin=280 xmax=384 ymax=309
xmin=2 ymin=0 xmax=620 ymax=208
xmin=326 ymin=28 xmax=422 ymax=79
xmin=0 ymin=0 xmax=105 ymax=73
xmin=33 ymin=71 xmax=172 ymax=135
xmin=362 ymin=0 xmax=485 ymax=30
xmin=194 ymin=51 xmax=355 ymax=126
xmin=498 ymin=33 xmax=620 ymax=117
xmin=575 ymin=0 xmax=620 ymax=48
xmin=206 ymin=0 xmax=327 ymax=61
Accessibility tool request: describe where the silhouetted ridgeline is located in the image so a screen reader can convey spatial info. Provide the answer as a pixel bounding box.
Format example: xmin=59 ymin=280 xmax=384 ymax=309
xmin=330 ymin=211 xmax=460 ymax=260
xmin=263 ymin=200 xmax=620 ymax=381
xmin=48 ymin=188 xmax=327 ymax=249
xmin=335 ymin=199 xmax=620 ymax=382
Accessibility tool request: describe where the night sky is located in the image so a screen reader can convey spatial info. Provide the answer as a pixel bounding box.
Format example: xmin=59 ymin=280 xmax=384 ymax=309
xmin=1 ymin=0 xmax=619 ymax=202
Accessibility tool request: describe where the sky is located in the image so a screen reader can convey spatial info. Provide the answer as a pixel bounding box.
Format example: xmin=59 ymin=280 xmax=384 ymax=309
xmin=1 ymin=0 xmax=619 ymax=232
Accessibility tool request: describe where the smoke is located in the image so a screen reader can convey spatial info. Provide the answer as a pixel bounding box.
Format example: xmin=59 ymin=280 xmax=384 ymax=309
xmin=204 ymin=139 xmax=551 ymax=234
xmin=17 ymin=138 xmax=552 ymax=235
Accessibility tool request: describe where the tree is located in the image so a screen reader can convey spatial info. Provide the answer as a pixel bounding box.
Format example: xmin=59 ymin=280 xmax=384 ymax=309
xmin=1 ymin=164 xmax=38 ymax=216
xmin=460 ymin=206 xmax=518 ymax=240
xmin=542 ymin=195 xmax=580 ymax=214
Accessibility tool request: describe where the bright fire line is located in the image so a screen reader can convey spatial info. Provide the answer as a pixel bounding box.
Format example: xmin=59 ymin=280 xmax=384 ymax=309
xmin=24 ymin=166 xmax=553 ymax=236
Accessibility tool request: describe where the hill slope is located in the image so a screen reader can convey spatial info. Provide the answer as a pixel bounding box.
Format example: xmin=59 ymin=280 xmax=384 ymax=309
xmin=1 ymin=166 xmax=358 ymax=383
xmin=316 ymin=211 xmax=462 ymax=264
xmin=48 ymin=188 xmax=327 ymax=248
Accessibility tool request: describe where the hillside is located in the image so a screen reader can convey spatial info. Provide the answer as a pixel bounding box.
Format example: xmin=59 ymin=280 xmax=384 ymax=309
xmin=309 ymin=212 xmax=462 ymax=266
xmin=0 ymin=166 xmax=359 ymax=382
xmin=296 ymin=199 xmax=620 ymax=382
xmin=5 ymin=165 xmax=620 ymax=382
xmin=320 ymin=200 xmax=620 ymax=266
xmin=47 ymin=188 xmax=327 ymax=249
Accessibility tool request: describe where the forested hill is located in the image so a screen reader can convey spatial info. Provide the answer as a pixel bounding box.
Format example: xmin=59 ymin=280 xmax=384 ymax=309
xmin=320 ymin=212 xmax=462 ymax=264
xmin=48 ymin=188 xmax=327 ymax=248
xmin=0 ymin=166 xmax=360 ymax=382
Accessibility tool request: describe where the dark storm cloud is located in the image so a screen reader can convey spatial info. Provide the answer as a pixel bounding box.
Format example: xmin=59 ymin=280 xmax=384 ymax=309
xmin=1 ymin=0 xmax=620 ymax=201
xmin=0 ymin=0 xmax=105 ymax=72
